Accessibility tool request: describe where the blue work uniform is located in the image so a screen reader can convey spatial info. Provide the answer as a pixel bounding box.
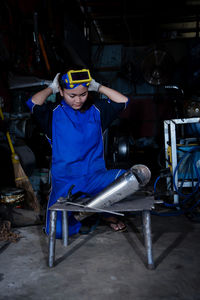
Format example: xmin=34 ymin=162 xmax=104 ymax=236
xmin=26 ymin=96 xmax=129 ymax=238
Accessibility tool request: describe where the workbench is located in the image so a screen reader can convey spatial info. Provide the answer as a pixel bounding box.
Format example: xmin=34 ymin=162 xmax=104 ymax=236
xmin=48 ymin=193 xmax=155 ymax=269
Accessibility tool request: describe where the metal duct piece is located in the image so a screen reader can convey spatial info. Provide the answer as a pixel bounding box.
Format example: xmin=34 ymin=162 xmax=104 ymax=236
xmin=75 ymin=164 xmax=151 ymax=221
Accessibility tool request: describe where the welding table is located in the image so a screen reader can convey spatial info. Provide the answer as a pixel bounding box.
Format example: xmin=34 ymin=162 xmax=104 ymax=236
xmin=48 ymin=194 xmax=155 ymax=269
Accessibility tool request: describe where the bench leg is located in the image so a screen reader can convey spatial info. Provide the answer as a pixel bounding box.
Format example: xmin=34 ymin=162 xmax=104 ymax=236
xmin=142 ymin=210 xmax=155 ymax=270
xmin=62 ymin=211 xmax=68 ymax=247
xmin=48 ymin=210 xmax=57 ymax=267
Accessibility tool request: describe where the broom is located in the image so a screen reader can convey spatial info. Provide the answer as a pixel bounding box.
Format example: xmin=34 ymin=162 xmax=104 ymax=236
xmin=0 ymin=107 xmax=40 ymax=212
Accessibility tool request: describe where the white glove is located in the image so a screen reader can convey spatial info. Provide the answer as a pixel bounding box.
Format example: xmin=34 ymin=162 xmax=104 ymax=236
xmin=88 ymin=79 xmax=101 ymax=92
xmin=48 ymin=73 xmax=60 ymax=94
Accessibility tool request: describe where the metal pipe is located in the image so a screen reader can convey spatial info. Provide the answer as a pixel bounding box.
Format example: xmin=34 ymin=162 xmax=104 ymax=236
xmin=75 ymin=164 xmax=151 ymax=221
xmin=164 ymin=85 xmax=184 ymax=95
xmin=87 ymin=164 xmax=151 ymax=209
xmin=62 ymin=211 xmax=68 ymax=247
xmin=9 ymin=80 xmax=52 ymax=90
xmin=142 ymin=210 xmax=155 ymax=269
xmin=65 ymin=201 xmax=124 ymax=216
xmin=48 ymin=210 xmax=57 ymax=267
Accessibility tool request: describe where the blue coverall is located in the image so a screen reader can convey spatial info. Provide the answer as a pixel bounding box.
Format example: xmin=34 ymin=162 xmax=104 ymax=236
xmin=26 ymin=96 xmax=129 ymax=238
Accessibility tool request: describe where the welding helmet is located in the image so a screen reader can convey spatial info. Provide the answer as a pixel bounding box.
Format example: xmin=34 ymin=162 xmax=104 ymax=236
xmin=61 ymin=69 xmax=92 ymax=89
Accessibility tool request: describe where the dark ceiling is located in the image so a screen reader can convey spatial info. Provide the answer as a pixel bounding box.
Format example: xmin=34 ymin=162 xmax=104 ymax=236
xmin=77 ymin=0 xmax=200 ymax=45
xmin=1 ymin=0 xmax=200 ymax=82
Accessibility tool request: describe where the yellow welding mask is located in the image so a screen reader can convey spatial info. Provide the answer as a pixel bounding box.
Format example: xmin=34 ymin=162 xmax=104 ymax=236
xmin=61 ymin=69 xmax=92 ymax=89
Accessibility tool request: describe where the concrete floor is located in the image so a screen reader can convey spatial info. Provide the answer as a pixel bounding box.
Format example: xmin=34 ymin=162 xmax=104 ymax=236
xmin=1 ymin=210 xmax=200 ymax=300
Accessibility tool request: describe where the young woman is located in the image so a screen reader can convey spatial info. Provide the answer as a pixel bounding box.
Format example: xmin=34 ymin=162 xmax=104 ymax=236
xmin=26 ymin=67 xmax=129 ymax=238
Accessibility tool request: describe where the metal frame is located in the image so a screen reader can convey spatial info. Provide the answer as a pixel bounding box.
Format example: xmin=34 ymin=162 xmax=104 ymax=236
xmin=48 ymin=209 xmax=154 ymax=270
xmin=48 ymin=195 xmax=155 ymax=270
xmin=164 ymin=117 xmax=200 ymax=204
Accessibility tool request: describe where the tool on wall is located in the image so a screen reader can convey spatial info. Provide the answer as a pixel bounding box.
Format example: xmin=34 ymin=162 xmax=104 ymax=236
xmin=33 ymin=11 xmax=51 ymax=75
xmin=38 ymin=33 xmax=51 ymax=75
xmin=0 ymin=99 xmax=40 ymax=212
xmin=33 ymin=12 xmax=41 ymax=65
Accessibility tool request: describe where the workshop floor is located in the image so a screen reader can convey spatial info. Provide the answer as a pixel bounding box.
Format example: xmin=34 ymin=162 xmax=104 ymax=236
xmin=0 ymin=210 xmax=200 ymax=300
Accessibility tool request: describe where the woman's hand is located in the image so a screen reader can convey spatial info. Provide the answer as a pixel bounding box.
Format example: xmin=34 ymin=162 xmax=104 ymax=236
xmin=48 ymin=73 xmax=60 ymax=94
xmin=88 ymin=78 xmax=128 ymax=103
xmin=88 ymin=79 xmax=101 ymax=92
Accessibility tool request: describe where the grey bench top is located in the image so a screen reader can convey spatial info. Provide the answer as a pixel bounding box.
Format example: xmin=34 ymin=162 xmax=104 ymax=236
xmin=49 ymin=192 xmax=155 ymax=212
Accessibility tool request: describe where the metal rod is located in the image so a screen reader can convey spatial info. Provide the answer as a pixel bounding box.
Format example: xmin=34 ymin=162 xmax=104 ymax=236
xmin=65 ymin=201 xmax=124 ymax=216
xmin=142 ymin=210 xmax=155 ymax=270
xmin=62 ymin=211 xmax=68 ymax=247
xmin=48 ymin=210 xmax=57 ymax=267
xmin=170 ymin=121 xmax=179 ymax=205
xmin=9 ymin=80 xmax=52 ymax=89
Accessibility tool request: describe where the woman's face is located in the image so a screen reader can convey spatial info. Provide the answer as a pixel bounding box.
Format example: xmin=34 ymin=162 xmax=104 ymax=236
xmin=60 ymin=84 xmax=88 ymax=110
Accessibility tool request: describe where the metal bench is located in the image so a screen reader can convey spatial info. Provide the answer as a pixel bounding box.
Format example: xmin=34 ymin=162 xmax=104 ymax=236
xmin=48 ymin=194 xmax=155 ymax=269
